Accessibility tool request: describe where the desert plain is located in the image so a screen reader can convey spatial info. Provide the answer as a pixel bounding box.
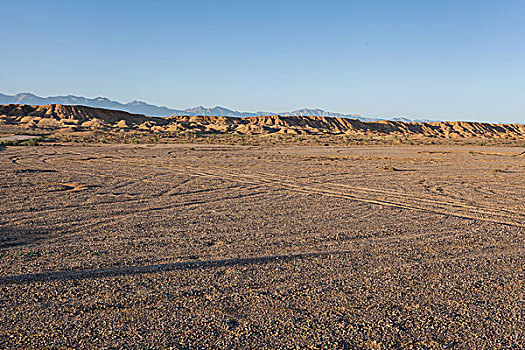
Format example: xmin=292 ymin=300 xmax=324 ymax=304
xmin=0 ymin=140 xmax=524 ymax=349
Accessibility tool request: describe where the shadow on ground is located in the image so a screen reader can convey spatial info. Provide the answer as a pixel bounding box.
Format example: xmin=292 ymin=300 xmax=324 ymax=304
xmin=0 ymin=250 xmax=353 ymax=285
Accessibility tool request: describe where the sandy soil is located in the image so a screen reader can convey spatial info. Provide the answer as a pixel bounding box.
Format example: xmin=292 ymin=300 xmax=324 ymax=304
xmin=0 ymin=143 xmax=524 ymax=349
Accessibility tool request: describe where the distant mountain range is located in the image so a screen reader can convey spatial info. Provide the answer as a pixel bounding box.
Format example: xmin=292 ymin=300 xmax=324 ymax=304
xmin=0 ymin=92 xmax=433 ymax=122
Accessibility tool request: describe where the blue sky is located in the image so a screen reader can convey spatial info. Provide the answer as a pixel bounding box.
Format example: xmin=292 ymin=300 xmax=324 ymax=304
xmin=2 ymin=0 xmax=525 ymax=122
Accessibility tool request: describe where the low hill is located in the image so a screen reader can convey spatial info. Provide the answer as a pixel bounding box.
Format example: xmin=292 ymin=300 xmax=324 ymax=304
xmin=1 ymin=104 xmax=524 ymax=140
xmin=0 ymin=104 xmax=167 ymax=129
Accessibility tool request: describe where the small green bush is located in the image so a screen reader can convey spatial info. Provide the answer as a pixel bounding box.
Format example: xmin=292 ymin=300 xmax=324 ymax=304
xmin=0 ymin=137 xmax=43 ymax=146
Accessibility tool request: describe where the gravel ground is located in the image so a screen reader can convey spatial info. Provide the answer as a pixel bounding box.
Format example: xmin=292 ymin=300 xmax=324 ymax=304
xmin=0 ymin=143 xmax=524 ymax=349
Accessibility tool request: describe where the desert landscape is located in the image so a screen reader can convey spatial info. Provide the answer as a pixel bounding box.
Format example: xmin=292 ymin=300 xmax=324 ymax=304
xmin=1 ymin=107 xmax=524 ymax=348
xmin=4 ymin=1 xmax=525 ymax=347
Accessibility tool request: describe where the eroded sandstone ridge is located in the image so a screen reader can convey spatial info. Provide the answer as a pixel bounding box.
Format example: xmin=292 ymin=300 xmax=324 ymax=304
xmin=1 ymin=104 xmax=524 ymax=139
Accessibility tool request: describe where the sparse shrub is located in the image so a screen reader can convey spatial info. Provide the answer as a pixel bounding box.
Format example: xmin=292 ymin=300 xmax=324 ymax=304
xmin=24 ymin=137 xmax=41 ymax=146
xmin=380 ymin=166 xmax=398 ymax=171
xmin=0 ymin=137 xmax=43 ymax=146
xmin=14 ymin=250 xmax=42 ymax=258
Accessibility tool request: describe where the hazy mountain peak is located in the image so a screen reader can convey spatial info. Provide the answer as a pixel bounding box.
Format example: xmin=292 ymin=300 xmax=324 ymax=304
xmin=0 ymin=92 xmax=434 ymax=122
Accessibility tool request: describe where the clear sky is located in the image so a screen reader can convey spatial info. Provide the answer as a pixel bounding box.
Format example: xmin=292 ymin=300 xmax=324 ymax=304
xmin=2 ymin=0 xmax=525 ymax=122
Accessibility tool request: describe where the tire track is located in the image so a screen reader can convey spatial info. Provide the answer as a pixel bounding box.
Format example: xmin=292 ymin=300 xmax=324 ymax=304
xmin=1 ymin=183 xmax=260 ymax=224
xmin=181 ymin=165 xmax=525 ymax=228
xmin=7 ymin=149 xmax=523 ymax=228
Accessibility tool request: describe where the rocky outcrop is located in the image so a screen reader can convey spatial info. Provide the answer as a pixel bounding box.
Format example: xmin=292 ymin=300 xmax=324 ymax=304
xmin=1 ymin=104 xmax=524 ymax=139
xmin=0 ymin=104 xmax=166 ymax=126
